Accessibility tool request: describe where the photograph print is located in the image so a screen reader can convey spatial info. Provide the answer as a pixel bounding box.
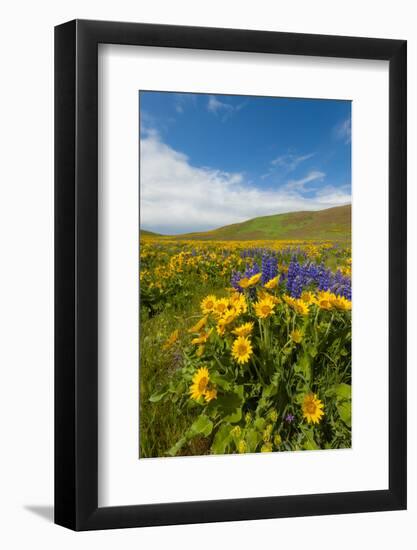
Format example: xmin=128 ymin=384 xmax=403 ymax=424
xmin=139 ymin=91 xmax=352 ymax=458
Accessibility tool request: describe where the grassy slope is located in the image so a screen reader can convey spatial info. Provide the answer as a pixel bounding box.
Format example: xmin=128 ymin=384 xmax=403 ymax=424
xmin=140 ymin=229 xmax=162 ymax=239
xmin=172 ymin=204 xmax=351 ymax=241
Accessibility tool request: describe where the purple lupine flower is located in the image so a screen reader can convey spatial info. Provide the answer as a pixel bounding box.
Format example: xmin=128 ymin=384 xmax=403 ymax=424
xmin=285 ymin=414 xmax=295 ymax=423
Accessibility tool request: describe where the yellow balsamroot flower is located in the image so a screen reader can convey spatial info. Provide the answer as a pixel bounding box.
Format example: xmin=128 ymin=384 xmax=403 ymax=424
xmin=254 ymin=296 xmax=275 ymax=319
xmin=302 ymin=392 xmax=325 ymax=424
xmin=238 ymin=277 xmax=251 ymax=289
xmin=232 ymin=321 xmax=254 ymax=337
xmin=188 ymin=316 xmax=208 ymax=334
xmin=213 ymin=298 xmax=229 ymax=317
xmin=264 ymin=275 xmax=279 ymax=289
xmin=238 ymin=440 xmax=247 ymax=454
xmin=316 ymin=290 xmax=333 ymax=310
xmin=201 ymin=295 xmax=217 ymax=315
xmin=239 ymin=272 xmax=262 ymax=289
xmin=189 ymin=367 xmax=210 ymax=400
xmin=231 ymin=336 xmax=253 ymax=365
xmin=290 ymin=329 xmax=303 ymax=344
xmin=216 ymin=319 xmax=226 ymax=337
xmin=301 ymin=291 xmax=315 ymax=305
xmin=247 ymin=272 xmax=262 ymax=286
xmin=261 ymin=442 xmax=273 ymax=452
xmin=330 ymin=294 xmax=352 ymax=311
xmin=221 ymin=307 xmax=238 ymax=326
xmin=230 ymin=292 xmax=247 ymax=314
xmin=204 ymin=386 xmax=217 ymax=403
xmin=293 ymin=299 xmax=310 ymax=316
xmin=258 ymin=288 xmax=280 ymax=303
xmin=162 ymin=329 xmax=179 ymax=350
xmin=191 ymin=328 xmax=213 ymax=345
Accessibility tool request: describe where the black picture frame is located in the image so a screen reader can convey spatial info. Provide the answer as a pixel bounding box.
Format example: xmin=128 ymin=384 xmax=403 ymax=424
xmin=55 ymin=19 xmax=407 ymax=531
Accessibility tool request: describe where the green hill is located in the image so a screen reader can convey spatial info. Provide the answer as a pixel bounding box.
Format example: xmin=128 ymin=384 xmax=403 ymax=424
xmin=140 ymin=229 xmax=162 ymax=239
xmin=173 ymin=204 xmax=351 ymax=241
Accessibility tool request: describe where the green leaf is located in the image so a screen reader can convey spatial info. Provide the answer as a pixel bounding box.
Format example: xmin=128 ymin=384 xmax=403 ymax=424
xmin=335 ymin=383 xmax=351 ymax=401
xmin=301 ymin=428 xmax=319 ymax=450
xmin=149 ymin=388 xmax=168 ymax=402
xmin=211 ymin=423 xmax=232 ymax=454
xmin=215 ymin=388 xmax=243 ymax=424
xmin=336 ymin=400 xmax=351 ymax=427
xmin=167 ymin=414 xmax=213 ymax=456
xmin=167 ymin=436 xmax=187 ymax=457
xmin=246 ymin=428 xmax=261 ymax=453
xmin=294 ymin=353 xmax=311 ymax=384
xmin=189 ymin=414 xmax=214 ymax=437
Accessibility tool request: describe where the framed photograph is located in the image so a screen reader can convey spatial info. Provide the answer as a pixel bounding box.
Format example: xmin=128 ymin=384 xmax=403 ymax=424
xmin=55 ymin=19 xmax=406 ymax=530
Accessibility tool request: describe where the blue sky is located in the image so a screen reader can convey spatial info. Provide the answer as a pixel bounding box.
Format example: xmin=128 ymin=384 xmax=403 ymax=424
xmin=140 ymin=91 xmax=351 ymax=234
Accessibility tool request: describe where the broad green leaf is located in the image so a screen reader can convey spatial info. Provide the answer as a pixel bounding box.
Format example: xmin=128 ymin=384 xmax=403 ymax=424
xmin=246 ymin=428 xmax=261 ymax=453
xmin=215 ymin=388 xmax=243 ymax=424
xmin=335 ymin=383 xmax=351 ymax=401
xmin=211 ymin=423 xmax=232 ymax=454
xmin=149 ymin=388 xmax=168 ymax=403
xmin=337 ymin=400 xmax=351 ymax=427
xmin=189 ymin=414 xmax=214 ymax=437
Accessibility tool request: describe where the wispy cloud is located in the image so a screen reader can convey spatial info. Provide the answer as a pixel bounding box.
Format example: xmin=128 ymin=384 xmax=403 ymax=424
xmin=140 ymin=130 xmax=350 ymax=234
xmin=271 ymin=152 xmax=316 ymax=172
xmin=207 ymin=96 xmax=246 ymax=121
xmin=285 ymin=170 xmax=326 ymax=193
xmin=334 ymin=118 xmax=351 ymax=144
xmin=174 ymin=93 xmax=196 ymax=114
xmin=261 ymin=151 xmax=315 ymax=180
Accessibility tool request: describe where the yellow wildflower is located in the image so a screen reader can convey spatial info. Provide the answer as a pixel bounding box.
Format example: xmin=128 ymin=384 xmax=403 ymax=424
xmin=290 ymin=329 xmax=303 ymax=344
xmin=201 ymin=295 xmax=217 ymax=315
xmin=254 ymin=296 xmax=275 ymax=319
xmin=189 ymin=367 xmax=210 ymax=400
xmin=232 ymin=321 xmax=254 ymax=337
xmin=231 ymin=336 xmax=253 ymax=365
xmin=162 ymin=329 xmax=179 ymax=350
xmin=188 ymin=316 xmax=207 ymax=333
xmin=204 ymin=386 xmax=217 ymax=403
xmin=264 ymin=275 xmax=279 ymax=289
xmin=302 ymin=393 xmax=325 ymax=424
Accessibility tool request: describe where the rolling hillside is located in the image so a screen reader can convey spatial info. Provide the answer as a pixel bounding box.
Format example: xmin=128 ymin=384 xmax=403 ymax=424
xmin=168 ymin=204 xmax=351 ymax=241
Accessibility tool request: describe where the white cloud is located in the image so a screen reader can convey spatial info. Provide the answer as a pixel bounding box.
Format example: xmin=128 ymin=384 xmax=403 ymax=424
xmin=140 ymin=131 xmax=351 ymax=234
xmin=334 ymin=118 xmax=351 ymax=144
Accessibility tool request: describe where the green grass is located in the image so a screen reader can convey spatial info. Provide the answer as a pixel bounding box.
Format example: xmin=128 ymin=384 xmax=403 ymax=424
xmin=139 ymin=282 xmax=227 ymax=458
xmin=176 ymin=204 xmax=351 ymax=241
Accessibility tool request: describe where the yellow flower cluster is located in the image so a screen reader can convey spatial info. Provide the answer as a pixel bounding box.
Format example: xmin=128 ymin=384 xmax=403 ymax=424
xmin=189 ymin=367 xmax=217 ymax=403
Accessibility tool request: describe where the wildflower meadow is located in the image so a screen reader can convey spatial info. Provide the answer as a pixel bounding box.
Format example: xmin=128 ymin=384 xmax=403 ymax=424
xmin=140 ymin=238 xmax=352 ymax=457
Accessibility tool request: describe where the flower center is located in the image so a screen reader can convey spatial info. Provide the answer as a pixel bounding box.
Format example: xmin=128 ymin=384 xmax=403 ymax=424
xmin=261 ymin=305 xmax=271 ymax=315
xmin=238 ymin=344 xmax=248 ymax=355
xmin=198 ymin=377 xmax=208 ymax=392
xmin=306 ymin=402 xmax=316 ymax=414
